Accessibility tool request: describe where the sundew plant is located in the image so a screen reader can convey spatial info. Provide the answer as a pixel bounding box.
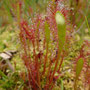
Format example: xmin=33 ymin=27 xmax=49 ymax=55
xmin=16 ymin=0 xmax=90 ymax=89
xmin=0 ymin=0 xmax=89 ymax=90
xmin=18 ymin=0 xmax=68 ymax=89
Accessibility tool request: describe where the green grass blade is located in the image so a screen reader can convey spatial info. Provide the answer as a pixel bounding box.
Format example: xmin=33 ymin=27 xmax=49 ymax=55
xmin=0 ymin=70 xmax=8 ymax=79
xmin=85 ymin=16 xmax=90 ymax=34
xmin=61 ymin=79 xmax=63 ymax=90
xmin=3 ymin=0 xmax=13 ymax=22
xmin=17 ymin=2 xmax=21 ymax=25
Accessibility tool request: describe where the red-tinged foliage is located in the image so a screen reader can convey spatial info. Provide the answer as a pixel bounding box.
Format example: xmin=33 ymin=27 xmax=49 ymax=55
xmin=73 ymin=41 xmax=90 ymax=89
xmin=17 ymin=0 xmax=89 ymax=90
xmin=20 ymin=20 xmax=35 ymax=41
xmin=46 ymin=0 xmax=68 ymax=40
xmin=29 ymin=7 xmax=33 ymax=14
xmin=18 ymin=1 xmax=70 ymax=89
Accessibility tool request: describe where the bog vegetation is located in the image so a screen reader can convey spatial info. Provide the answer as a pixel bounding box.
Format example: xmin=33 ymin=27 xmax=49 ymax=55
xmin=0 ymin=0 xmax=90 ymax=90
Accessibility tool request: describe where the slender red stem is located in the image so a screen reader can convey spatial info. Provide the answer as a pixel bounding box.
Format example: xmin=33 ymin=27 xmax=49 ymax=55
xmin=43 ymin=44 xmax=49 ymax=75
xmin=49 ymin=50 xmax=61 ymax=86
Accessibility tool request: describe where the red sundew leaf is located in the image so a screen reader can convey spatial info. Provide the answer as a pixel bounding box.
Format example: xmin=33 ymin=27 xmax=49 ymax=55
xmin=85 ymin=68 xmax=90 ymax=84
xmin=20 ymin=20 xmax=35 ymax=40
xmin=46 ymin=0 xmax=68 ymax=41
xmin=29 ymin=7 xmax=33 ymax=14
xmin=19 ymin=1 xmax=22 ymax=7
xmin=43 ymin=21 xmax=50 ymax=74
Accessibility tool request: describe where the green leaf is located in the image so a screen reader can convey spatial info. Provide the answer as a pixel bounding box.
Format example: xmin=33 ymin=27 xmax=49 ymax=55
xmin=45 ymin=21 xmax=50 ymax=44
xmin=36 ymin=0 xmax=39 ymax=3
xmin=61 ymin=79 xmax=63 ymax=90
xmin=17 ymin=2 xmax=21 ymax=24
xmin=24 ymin=0 xmax=29 ymax=9
xmin=0 ymin=70 xmax=8 ymax=79
xmin=76 ymin=58 xmax=84 ymax=79
xmin=55 ymin=11 xmax=66 ymax=53
xmin=85 ymin=16 xmax=90 ymax=34
xmin=3 ymin=0 xmax=13 ymax=22
xmin=24 ymin=0 xmax=35 ymax=8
